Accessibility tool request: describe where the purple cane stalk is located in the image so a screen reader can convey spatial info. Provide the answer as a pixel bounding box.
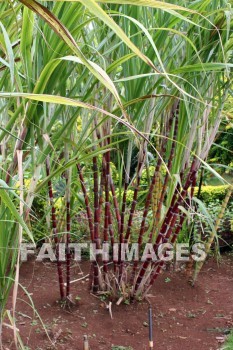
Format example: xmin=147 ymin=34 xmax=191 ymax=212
xmin=77 ymin=163 xmax=99 ymax=292
xmin=65 ymin=174 xmax=71 ymax=298
xmin=134 ymin=159 xmax=198 ymax=295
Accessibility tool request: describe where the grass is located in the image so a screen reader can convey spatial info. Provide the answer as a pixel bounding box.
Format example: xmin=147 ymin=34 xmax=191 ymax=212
xmin=222 ymin=332 xmax=233 ymax=350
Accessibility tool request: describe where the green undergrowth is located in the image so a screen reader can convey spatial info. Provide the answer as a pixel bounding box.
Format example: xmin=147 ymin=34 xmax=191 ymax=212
xmin=222 ymin=332 xmax=233 ymax=350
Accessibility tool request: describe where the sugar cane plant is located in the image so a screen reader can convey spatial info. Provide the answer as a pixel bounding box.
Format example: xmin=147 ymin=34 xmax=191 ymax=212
xmin=0 ymin=0 xmax=232 ymax=309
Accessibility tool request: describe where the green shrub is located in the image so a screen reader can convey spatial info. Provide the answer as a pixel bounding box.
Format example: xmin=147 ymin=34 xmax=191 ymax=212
xmin=194 ymin=185 xmax=232 ymax=204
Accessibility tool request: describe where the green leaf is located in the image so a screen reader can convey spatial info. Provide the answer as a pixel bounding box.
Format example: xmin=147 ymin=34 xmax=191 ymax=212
xmin=0 ymin=21 xmax=14 ymax=85
xmin=0 ymin=180 xmax=33 ymax=241
xmin=173 ymin=63 xmax=233 ymax=74
xmin=192 ymin=197 xmax=217 ymax=237
xmin=78 ymin=0 xmax=159 ymax=71
xmin=18 ymin=0 xmax=124 ymax=112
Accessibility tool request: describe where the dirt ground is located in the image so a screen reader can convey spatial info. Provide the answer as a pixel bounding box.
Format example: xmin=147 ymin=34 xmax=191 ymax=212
xmin=3 ymin=254 xmax=233 ymax=350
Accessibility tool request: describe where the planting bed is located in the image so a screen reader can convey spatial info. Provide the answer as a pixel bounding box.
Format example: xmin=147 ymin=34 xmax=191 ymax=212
xmin=3 ymin=254 xmax=233 ymax=350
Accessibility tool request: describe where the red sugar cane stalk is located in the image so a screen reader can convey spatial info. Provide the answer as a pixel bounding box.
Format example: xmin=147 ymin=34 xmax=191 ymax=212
xmin=103 ymin=165 xmax=116 ymax=270
xmin=101 ymin=120 xmax=112 ymax=280
xmin=76 ymin=164 xmax=94 ymax=242
xmin=149 ymin=104 xmax=179 ymax=242
xmin=95 ymin=117 xmax=121 ymax=236
xmin=145 ymin=184 xmax=196 ymax=293
xmin=93 ymin=119 xmax=120 ymax=238
xmin=153 ymin=162 xmax=197 ymax=253
xmin=98 ymin=161 xmax=105 ymax=219
xmin=170 ymin=212 xmax=187 ymax=245
xmin=120 ymin=140 xmax=133 ymax=247
xmin=103 ymin=154 xmax=110 ymax=275
xmin=124 ymin=181 xmax=140 ymax=242
xmin=108 ymin=205 xmax=115 ymax=246
xmin=103 ymin=156 xmax=109 ymax=244
xmin=46 ymin=157 xmax=65 ymax=300
xmin=110 ymin=175 xmax=121 ymax=234
xmin=93 ymin=156 xmax=100 ymax=244
xmin=118 ymin=150 xmax=145 ymax=282
xmin=92 ymin=263 xmax=100 ymax=293
xmin=134 ymin=159 xmax=198 ymax=295
xmin=118 ymin=181 xmax=128 ymax=281
xmin=130 ymin=155 xmax=166 ymax=283
xmin=66 ymin=199 xmax=71 ymax=297
xmin=65 ymin=174 xmax=71 ymax=298
xmin=130 ymin=168 xmax=162 ymax=284
xmin=101 ymin=151 xmax=115 ymax=246
xmin=143 ymin=212 xmax=187 ymax=297
xmin=93 ymin=119 xmax=120 ymax=240
xmin=101 ymin=158 xmax=120 ymax=252
xmin=77 ymin=163 xmax=99 ymax=292
xmin=138 ymin=167 xmax=162 ymax=247
xmin=130 ymin=111 xmax=177 ymax=283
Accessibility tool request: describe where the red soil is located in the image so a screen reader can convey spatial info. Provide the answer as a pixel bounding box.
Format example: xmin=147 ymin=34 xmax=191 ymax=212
xmin=3 ymin=254 xmax=233 ymax=350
